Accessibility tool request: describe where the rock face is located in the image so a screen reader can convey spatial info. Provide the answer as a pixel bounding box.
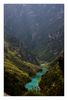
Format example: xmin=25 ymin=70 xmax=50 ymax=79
xmin=4 ymin=4 xmax=64 ymax=62
xmin=39 ymin=52 xmax=64 ymax=96
xmin=4 ymin=93 xmax=9 ymax=96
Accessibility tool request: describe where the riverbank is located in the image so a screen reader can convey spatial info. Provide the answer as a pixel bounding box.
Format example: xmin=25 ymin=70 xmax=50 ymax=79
xmin=25 ymin=64 xmax=48 ymax=92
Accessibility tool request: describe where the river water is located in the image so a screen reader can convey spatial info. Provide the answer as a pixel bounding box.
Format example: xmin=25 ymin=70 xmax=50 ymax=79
xmin=25 ymin=64 xmax=48 ymax=92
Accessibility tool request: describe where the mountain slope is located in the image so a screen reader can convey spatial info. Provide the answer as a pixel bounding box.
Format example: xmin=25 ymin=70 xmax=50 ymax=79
xmin=4 ymin=59 xmax=31 ymax=95
xmin=4 ymin=4 xmax=64 ymax=63
xmin=4 ymin=40 xmax=40 ymax=95
xmin=4 ymin=4 xmax=64 ymax=96
xmin=39 ymin=52 xmax=64 ymax=96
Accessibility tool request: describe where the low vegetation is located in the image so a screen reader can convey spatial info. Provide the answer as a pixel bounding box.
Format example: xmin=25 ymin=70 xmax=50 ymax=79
xmin=4 ymin=46 xmax=40 ymax=95
xmin=39 ymin=53 xmax=64 ymax=96
xmin=4 ymin=59 xmax=31 ymax=95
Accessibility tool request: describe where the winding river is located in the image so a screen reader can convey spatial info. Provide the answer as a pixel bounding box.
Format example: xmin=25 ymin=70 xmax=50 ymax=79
xmin=25 ymin=64 xmax=48 ymax=92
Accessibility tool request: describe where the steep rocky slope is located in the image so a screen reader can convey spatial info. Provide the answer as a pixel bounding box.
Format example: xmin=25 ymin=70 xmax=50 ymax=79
xmin=39 ymin=52 xmax=64 ymax=96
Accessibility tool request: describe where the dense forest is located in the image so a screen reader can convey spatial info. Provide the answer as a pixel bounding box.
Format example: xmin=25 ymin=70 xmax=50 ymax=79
xmin=4 ymin=4 xmax=64 ymax=96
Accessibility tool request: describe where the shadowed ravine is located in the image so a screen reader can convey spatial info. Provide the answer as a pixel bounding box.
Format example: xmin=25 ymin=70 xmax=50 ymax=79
xmin=25 ymin=64 xmax=48 ymax=92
